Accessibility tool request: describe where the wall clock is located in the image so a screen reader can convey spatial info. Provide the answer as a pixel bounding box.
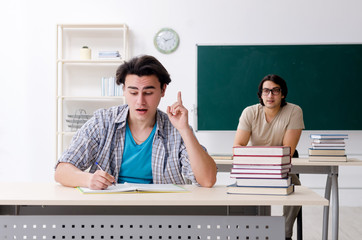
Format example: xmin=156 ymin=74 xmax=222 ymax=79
xmin=154 ymin=28 xmax=180 ymax=54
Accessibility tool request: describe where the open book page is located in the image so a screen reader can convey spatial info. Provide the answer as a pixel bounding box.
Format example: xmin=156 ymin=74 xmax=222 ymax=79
xmin=77 ymin=183 xmax=188 ymax=194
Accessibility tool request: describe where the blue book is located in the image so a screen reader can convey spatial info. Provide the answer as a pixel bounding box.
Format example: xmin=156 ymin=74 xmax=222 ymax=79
xmin=310 ymin=134 xmax=348 ymax=140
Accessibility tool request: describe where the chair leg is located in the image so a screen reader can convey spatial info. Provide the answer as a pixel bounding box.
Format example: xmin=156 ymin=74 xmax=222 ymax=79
xmin=297 ymin=207 xmax=303 ymax=240
xmin=292 ymin=155 xmax=302 ymax=240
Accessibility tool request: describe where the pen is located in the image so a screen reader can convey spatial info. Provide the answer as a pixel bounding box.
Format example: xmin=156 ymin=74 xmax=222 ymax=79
xmin=95 ymin=162 xmax=116 ymax=186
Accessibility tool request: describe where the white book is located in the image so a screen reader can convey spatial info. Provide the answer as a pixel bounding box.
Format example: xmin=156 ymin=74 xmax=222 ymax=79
xmin=115 ymin=83 xmax=123 ymax=96
xmin=311 ymin=146 xmax=345 ymax=150
xmin=77 ymin=183 xmax=188 ymax=194
xmin=308 ymin=155 xmax=347 ymax=162
xmin=101 ymin=77 xmax=108 ymax=96
xmin=232 ymin=155 xmax=291 ymax=165
xmin=311 ymin=143 xmax=345 ymax=147
xmin=235 ymin=176 xmax=292 ymax=187
xmin=312 ymin=139 xmax=345 ymax=144
xmin=233 ymin=146 xmax=290 ymax=156
xmin=108 ymin=77 xmax=115 ymax=96
xmin=227 ymin=183 xmax=294 ymax=196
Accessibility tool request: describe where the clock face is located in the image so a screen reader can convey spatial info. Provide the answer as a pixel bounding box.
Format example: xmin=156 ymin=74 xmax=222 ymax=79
xmin=154 ymin=28 xmax=179 ymax=54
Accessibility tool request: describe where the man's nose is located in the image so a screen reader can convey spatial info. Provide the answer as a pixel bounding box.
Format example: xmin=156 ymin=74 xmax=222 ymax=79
xmin=137 ymin=94 xmax=145 ymax=104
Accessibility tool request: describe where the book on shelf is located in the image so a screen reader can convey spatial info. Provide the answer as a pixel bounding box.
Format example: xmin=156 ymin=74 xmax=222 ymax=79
xmin=235 ymin=176 xmax=292 ymax=187
xmin=230 ymin=172 xmax=288 ymax=179
xmin=308 ymin=155 xmax=347 ymax=162
xmin=77 ymin=183 xmax=188 ymax=194
xmin=227 ymin=183 xmax=294 ymax=196
xmin=98 ymin=51 xmax=121 ymax=58
xmin=232 ymin=155 xmax=291 ymax=165
xmin=108 ymin=77 xmax=115 ymax=96
xmin=309 ymin=148 xmax=346 ymax=156
xmin=101 ymin=77 xmax=123 ymax=96
xmin=232 ymin=163 xmax=292 ymax=170
xmin=231 ymin=168 xmax=290 ymax=174
xmin=233 ymin=146 xmax=290 ymax=156
xmin=310 ymin=134 xmax=348 ymax=139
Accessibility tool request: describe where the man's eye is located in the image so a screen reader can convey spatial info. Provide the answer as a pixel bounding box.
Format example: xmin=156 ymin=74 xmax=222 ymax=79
xmin=130 ymin=92 xmax=138 ymax=95
xmin=144 ymin=92 xmax=153 ymax=95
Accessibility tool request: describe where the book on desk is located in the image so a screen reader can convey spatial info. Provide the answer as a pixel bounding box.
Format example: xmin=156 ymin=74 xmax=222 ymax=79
xmin=232 ymin=163 xmax=292 ymax=170
xmin=310 ymin=134 xmax=348 ymax=139
xmin=233 ymin=146 xmax=290 ymax=156
xmin=232 ymin=155 xmax=291 ymax=165
xmin=227 ymin=183 xmax=295 ymax=196
xmin=77 ymin=183 xmax=188 ymax=194
xmin=308 ymin=155 xmax=347 ymax=162
xmin=229 ymin=146 xmax=294 ymax=196
xmin=309 ymin=134 xmax=348 ymax=162
xmin=234 ymin=176 xmax=292 ymax=187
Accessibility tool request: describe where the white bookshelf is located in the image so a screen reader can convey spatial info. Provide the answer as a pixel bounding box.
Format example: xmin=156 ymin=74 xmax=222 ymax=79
xmin=56 ymin=24 xmax=129 ymax=160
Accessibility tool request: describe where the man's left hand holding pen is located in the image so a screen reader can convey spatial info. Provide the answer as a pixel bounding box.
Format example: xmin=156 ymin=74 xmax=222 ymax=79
xmin=89 ymin=162 xmax=117 ymax=190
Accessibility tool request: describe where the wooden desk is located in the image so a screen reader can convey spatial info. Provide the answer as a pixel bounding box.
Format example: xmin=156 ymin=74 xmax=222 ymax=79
xmin=0 ymin=183 xmax=327 ymax=240
xmin=214 ymin=157 xmax=362 ymax=240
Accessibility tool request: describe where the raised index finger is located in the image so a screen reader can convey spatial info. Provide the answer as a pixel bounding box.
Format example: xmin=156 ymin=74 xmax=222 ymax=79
xmin=177 ymin=91 xmax=182 ymax=104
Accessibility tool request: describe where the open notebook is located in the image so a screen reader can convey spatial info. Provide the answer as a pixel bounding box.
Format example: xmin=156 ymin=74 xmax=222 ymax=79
xmin=77 ymin=183 xmax=188 ymax=194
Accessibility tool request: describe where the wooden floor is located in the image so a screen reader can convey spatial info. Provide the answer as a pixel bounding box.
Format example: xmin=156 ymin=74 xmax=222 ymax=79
xmin=291 ymin=206 xmax=362 ymax=240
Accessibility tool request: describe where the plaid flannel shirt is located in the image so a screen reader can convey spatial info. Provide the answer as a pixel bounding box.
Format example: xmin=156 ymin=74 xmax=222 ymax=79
xmin=57 ymin=105 xmax=200 ymax=184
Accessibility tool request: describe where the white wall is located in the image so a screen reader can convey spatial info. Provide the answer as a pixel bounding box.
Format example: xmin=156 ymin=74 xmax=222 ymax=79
xmin=0 ymin=0 xmax=361 ymax=205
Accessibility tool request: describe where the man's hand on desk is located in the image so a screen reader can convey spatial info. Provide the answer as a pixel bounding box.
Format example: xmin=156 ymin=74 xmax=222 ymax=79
xmin=88 ymin=170 xmax=116 ymax=190
xmin=55 ymin=162 xmax=116 ymax=190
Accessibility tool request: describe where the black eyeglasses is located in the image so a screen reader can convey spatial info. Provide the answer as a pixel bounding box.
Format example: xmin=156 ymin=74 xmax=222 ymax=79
xmin=262 ymin=87 xmax=281 ymax=96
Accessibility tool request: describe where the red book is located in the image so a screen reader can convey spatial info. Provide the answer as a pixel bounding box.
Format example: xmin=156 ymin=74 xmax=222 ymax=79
xmin=230 ymin=172 xmax=288 ymax=179
xmin=232 ymin=163 xmax=292 ymax=170
xmin=231 ymin=168 xmax=290 ymax=174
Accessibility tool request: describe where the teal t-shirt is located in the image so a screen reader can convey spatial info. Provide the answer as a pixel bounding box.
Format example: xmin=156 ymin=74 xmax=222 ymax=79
xmin=118 ymin=122 xmax=157 ymax=184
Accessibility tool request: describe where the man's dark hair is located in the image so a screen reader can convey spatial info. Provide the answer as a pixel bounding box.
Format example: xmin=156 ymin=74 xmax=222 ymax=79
xmin=257 ymin=74 xmax=288 ymax=107
xmin=116 ymin=55 xmax=171 ymax=88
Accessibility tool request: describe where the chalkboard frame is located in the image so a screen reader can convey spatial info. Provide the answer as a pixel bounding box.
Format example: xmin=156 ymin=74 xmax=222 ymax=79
xmin=196 ymin=44 xmax=362 ymax=131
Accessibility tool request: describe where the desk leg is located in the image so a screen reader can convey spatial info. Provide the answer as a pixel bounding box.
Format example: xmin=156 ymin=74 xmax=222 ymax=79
xmin=322 ymin=174 xmax=332 ymax=240
xmin=331 ymin=168 xmax=339 ymax=240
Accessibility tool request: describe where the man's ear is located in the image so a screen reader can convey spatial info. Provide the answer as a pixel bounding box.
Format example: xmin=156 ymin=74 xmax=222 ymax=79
xmin=161 ymin=84 xmax=167 ymax=97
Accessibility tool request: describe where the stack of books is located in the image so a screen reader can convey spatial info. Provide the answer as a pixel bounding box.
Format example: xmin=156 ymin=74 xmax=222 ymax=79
xmin=227 ymin=146 xmax=294 ymax=196
xmin=309 ymin=134 xmax=348 ymax=162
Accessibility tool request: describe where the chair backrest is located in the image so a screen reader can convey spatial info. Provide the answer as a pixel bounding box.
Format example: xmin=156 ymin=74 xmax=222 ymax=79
xmin=292 ymin=149 xmax=299 ymax=158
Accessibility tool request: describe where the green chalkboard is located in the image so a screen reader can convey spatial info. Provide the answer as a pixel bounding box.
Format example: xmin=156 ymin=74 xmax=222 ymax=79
xmin=197 ymin=44 xmax=362 ymax=131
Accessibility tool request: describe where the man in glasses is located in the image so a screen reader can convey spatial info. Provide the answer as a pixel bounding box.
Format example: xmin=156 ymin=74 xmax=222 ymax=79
xmin=233 ymin=74 xmax=304 ymax=240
